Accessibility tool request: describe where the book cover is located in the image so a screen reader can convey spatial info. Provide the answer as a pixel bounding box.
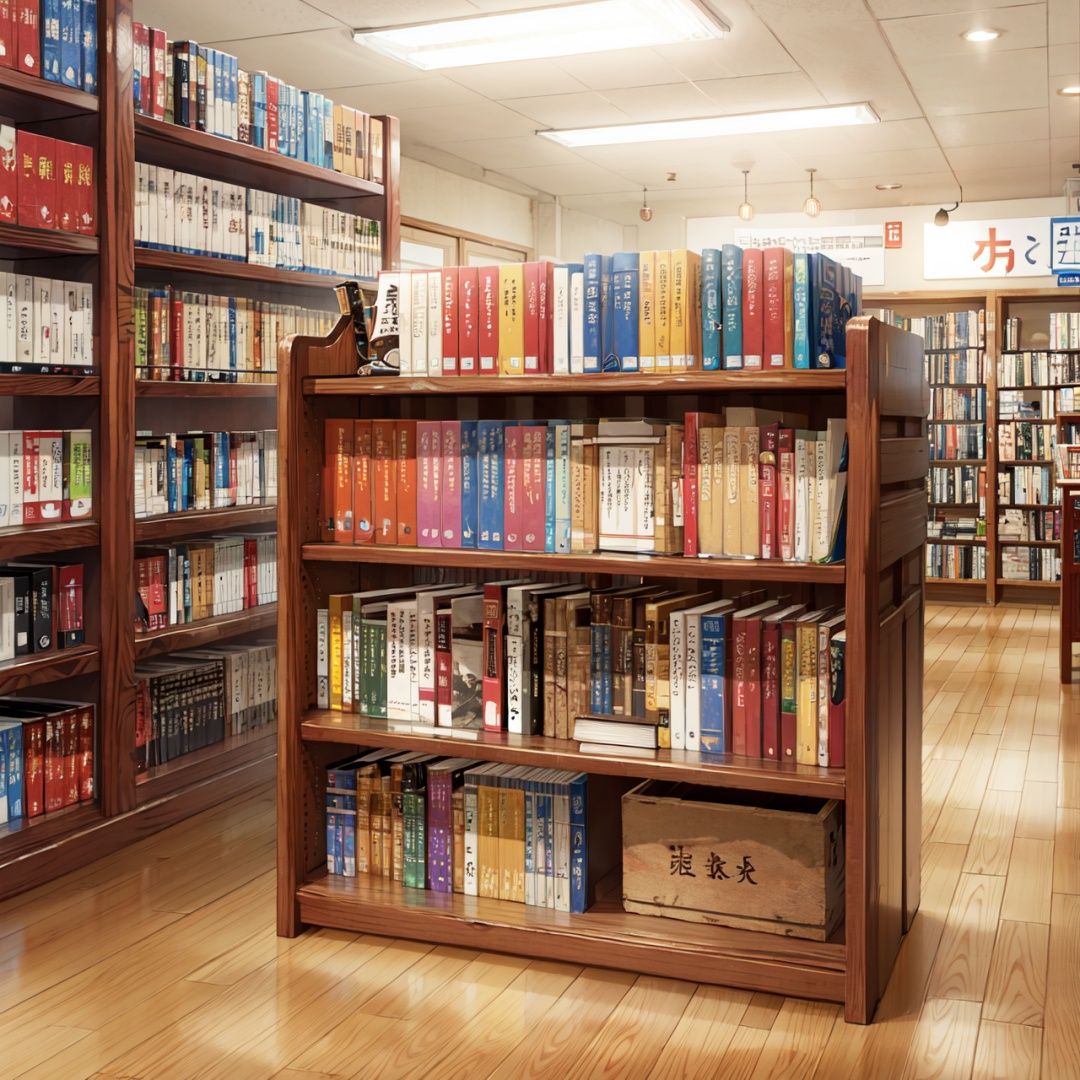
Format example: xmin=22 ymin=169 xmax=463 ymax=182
xmin=504 ymin=423 xmax=522 ymax=551
xmin=16 ymin=0 xmax=37 ymax=73
xmin=481 ymin=583 xmax=509 ymax=731
xmin=520 ymin=423 xmax=546 ymax=552
xmin=450 ymin=593 xmax=484 ymax=729
xmin=638 ymin=249 xmax=656 ymax=371
xmin=478 ymin=265 xmax=498 ymax=374
xmin=699 ymin=610 xmax=727 ymax=755
xmin=440 ymin=420 xmax=461 ymax=549
xmin=611 ymin=251 xmax=639 ymax=371
xmin=41 ymin=0 xmax=59 ymax=81
xmin=351 ymin=420 xmax=373 ymax=544
xmin=498 ymin=264 xmax=524 ymax=375
xmin=569 ymin=266 xmax=584 ymax=373
xmin=523 ymin=260 xmax=540 ymax=373
xmin=441 ymin=266 xmax=458 ymax=375
xmin=372 ymin=419 xmax=396 ymax=545
xmin=458 ymin=267 xmax=478 ymax=374
xmin=538 ymin=260 xmax=552 ymax=372
xmin=759 ymin=421 xmax=779 ymax=560
xmin=551 ymin=264 xmax=570 ymax=375
xmin=459 ymin=420 xmax=478 ymax=548
xmin=416 ymin=420 xmax=441 ymax=548
xmin=477 ymin=419 xmax=504 ymax=550
xmin=829 ymin=628 xmax=846 ymax=768
xmin=701 ymin=247 xmax=721 ymax=371
xmin=17 ymin=131 xmax=56 ymax=229
xmin=817 ymin=613 xmax=844 ymax=767
xmin=56 ymin=139 xmax=78 ymax=232
xmin=599 ymin=254 xmax=616 ymax=372
xmin=395 ymin=420 xmax=416 ymax=546
xmin=741 ymin=247 xmax=763 ymax=369
xmin=583 ymin=252 xmax=601 ymax=373
xmin=721 ymin=244 xmax=743 ymax=369
xmin=796 ymin=611 xmax=826 ymax=765
xmin=763 ymin=246 xmax=786 ymax=368
xmin=425 ymin=268 xmax=440 ymax=377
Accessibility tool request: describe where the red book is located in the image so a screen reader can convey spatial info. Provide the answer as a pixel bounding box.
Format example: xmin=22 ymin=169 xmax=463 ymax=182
xmin=457 ymin=267 xmax=478 ymax=374
xmin=683 ymin=411 xmax=700 ymax=557
xmin=266 ymin=78 xmax=279 ymax=154
xmin=778 ymin=426 xmax=795 ymax=561
xmin=16 ymin=0 xmax=37 ymax=74
xmin=761 ymin=614 xmax=782 ymax=761
xmin=151 ymin=28 xmax=168 ymax=120
xmin=503 ymin=424 xmax=523 ymax=551
xmin=77 ymin=705 xmax=93 ymax=802
xmin=352 ymin=419 xmax=374 ymax=544
xmin=441 ymin=267 xmax=459 ymax=375
xmin=0 ymin=124 xmax=14 ymax=222
xmin=56 ymin=139 xmax=78 ymax=232
xmin=0 ymin=0 xmax=14 ymax=69
xmin=741 ymin=248 xmax=763 ymax=369
xmin=326 ymin=419 xmax=353 ymax=543
xmin=440 ymin=420 xmax=461 ymax=548
xmin=44 ymin=713 xmax=62 ymax=812
xmin=731 ymin=613 xmax=748 ymax=755
xmin=828 ymin=630 xmax=846 ymax=768
xmin=170 ymin=292 xmax=184 ymax=378
xmin=244 ymin=538 xmax=257 ymax=607
xmin=435 ymin=609 xmax=453 ymax=726
xmin=417 ymin=420 xmax=441 ymax=548
xmin=520 ymin=424 xmax=546 ymax=552
xmin=759 ymin=422 xmax=780 ymax=560
xmin=57 ymin=563 xmax=83 ymax=647
xmin=762 ymin=247 xmax=786 ymax=369
xmin=481 ymin=582 xmax=508 ymax=731
xmin=17 ymin=131 xmax=57 ymax=230
xmin=477 ymin=265 xmax=499 ymax=374
xmin=63 ymin=708 xmax=78 ymax=807
xmin=523 ymin=261 xmax=540 ymax=374
xmin=372 ymin=419 xmax=397 ymax=545
xmin=133 ymin=22 xmax=150 ymax=113
xmin=22 ymin=717 xmax=44 ymax=817
xmin=21 ymin=431 xmax=39 ymax=522
xmin=780 ymin=613 xmax=799 ymax=760
xmin=394 ymin=420 xmax=416 ymax=546
xmin=743 ymin=611 xmax=771 ymax=758
xmin=539 ymin=261 xmax=553 ymax=373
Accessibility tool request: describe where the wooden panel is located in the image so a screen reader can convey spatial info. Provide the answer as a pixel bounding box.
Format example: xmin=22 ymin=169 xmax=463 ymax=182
xmin=301 ymin=711 xmax=846 ymax=799
xmin=134 ymin=505 xmax=276 ymax=542
xmin=135 ymin=247 xmax=351 ymax=290
xmin=135 ymin=381 xmax=276 ymax=398
xmin=880 ymin=490 xmax=928 ymax=568
xmin=881 ymin=437 xmax=929 ymax=487
xmin=0 ymin=66 xmax=99 ymax=119
xmin=0 ymin=644 xmax=100 ymax=695
xmin=0 ymin=522 xmax=99 ymax=558
xmin=0 ymin=221 xmax=98 ymax=257
xmin=134 ymin=604 xmax=277 ymax=659
xmin=379 ymin=114 xmax=401 ymax=270
xmin=872 ymin=317 xmax=931 ymax=419
xmin=135 ymin=728 xmax=276 ymax=802
xmin=0 ymin=374 xmax=100 ymax=395
xmin=903 ymin=596 xmax=923 ymax=929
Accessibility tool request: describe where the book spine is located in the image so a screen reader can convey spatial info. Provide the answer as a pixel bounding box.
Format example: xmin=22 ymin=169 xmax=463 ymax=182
xmin=721 ymin=244 xmax=742 ymax=369
xmin=498 ymin=264 xmax=524 ymax=375
xmin=701 ymin=248 xmax=721 ymax=371
xmin=416 ymin=420 xmax=441 ymax=548
xmin=699 ymin=614 xmax=725 ymax=754
xmin=478 ymin=265 xmax=498 ymax=374
xmin=441 ymin=266 xmax=458 ymax=375
xmin=16 ymin=0 xmax=37 ymax=73
xmin=569 ymin=775 xmax=587 ymax=914
xmin=372 ymin=419 xmax=397 ymax=545
xmin=683 ymin=412 xmax=699 ymax=557
xmin=793 ymin=252 xmax=810 ymax=368
xmin=457 ymin=267 xmax=478 ymax=374
xmin=760 ymin=424 xmax=778 ymax=561
xmin=503 ymin=424 xmax=522 ymax=551
xmin=523 ymin=260 xmax=540 ymax=373
xmin=612 ymin=252 xmax=639 ymax=371
xmin=440 ymin=420 xmax=461 ymax=548
xmin=478 ymin=420 xmax=504 ymax=550
xmin=763 ymin=247 xmax=785 ymax=368
xmin=741 ymin=248 xmax=763 ymax=368
xmin=829 ymin=635 xmax=845 ymax=768
xmin=583 ymin=253 xmax=601 ymax=373
xmin=521 ymin=424 xmax=546 ymax=552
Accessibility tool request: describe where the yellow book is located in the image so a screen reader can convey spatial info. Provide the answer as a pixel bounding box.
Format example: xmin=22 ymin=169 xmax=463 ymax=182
xmin=796 ymin=616 xmax=823 ymax=765
xmin=477 ymin=780 xmax=500 ymax=898
xmin=654 ymin=251 xmax=671 ymax=369
xmin=782 ymin=250 xmax=794 ymax=367
xmin=498 ymin=780 xmax=513 ymax=900
xmin=508 ymin=778 xmax=526 ymax=903
xmin=669 ymin=249 xmax=688 ymax=369
xmin=341 ymin=106 xmax=356 ymax=177
xmin=498 ymin=264 xmax=525 ymax=374
xmin=696 ymin=418 xmax=722 ymax=556
xmin=639 ymin=250 xmax=657 ymax=371
xmin=686 ymin=250 xmax=702 ymax=370
xmin=740 ymin=425 xmax=760 ymax=557
xmin=722 ymin=427 xmax=741 ymax=557
xmin=328 ymin=593 xmax=348 ymax=710
xmin=332 ymin=104 xmax=344 ymax=172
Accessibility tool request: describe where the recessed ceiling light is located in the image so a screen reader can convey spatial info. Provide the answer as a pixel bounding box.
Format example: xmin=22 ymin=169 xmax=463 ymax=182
xmin=539 ymin=103 xmax=879 ymax=148
xmin=962 ymin=28 xmax=1000 ymax=42
xmin=876 ymin=182 xmax=902 ymax=190
xmin=1059 ymin=85 xmax=1080 ymax=96
xmin=352 ymin=0 xmax=728 ymax=69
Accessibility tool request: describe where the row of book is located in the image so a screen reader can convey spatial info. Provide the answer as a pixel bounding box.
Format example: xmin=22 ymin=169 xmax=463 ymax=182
xmin=134 ymin=640 xmax=276 ymax=770
xmin=0 ymin=129 xmax=95 ymax=235
xmin=1058 ymin=388 xmax=1080 ymax=412
xmin=929 ymin=387 xmax=985 ymax=421
xmin=134 ymin=430 xmax=277 ymax=519
xmin=379 ymin=246 xmax=860 ymax=377
xmin=928 ymin=517 xmax=983 ymax=540
xmin=999 ymin=424 xmax=1053 ymax=462
xmin=325 ymin=751 xmax=620 ymax=913
xmin=133 ymin=287 xmax=334 ymax=382
xmin=998 ymin=352 xmax=1080 ymax=388
xmin=0 ymin=429 xmax=91 ymax=527
xmin=927 ymin=544 xmax=986 ymax=581
xmin=1003 ymin=315 xmax=1080 ymax=352
xmin=322 ymin=413 xmax=846 ymax=564
xmin=1002 ymin=547 xmax=1059 ymax=582
xmin=999 ymin=508 xmax=1059 ymax=542
xmin=0 ymin=698 xmax=94 ymax=823
xmin=1055 ymin=442 xmax=1080 ymax=482
xmin=998 ymin=465 xmax=1055 ymax=506
xmin=924 ymin=351 xmax=985 ymax=385
xmin=999 ymin=390 xmax=1055 ymax=420
xmin=0 ymin=0 xmax=96 ymax=90
xmin=0 ymin=274 xmax=94 ymax=373
xmin=929 ymin=426 xmax=984 ymax=461
xmin=134 ymin=533 xmax=276 ymax=631
xmin=318 ymin=582 xmax=848 ymax=767
xmin=134 ymin=163 xmax=382 ymax=277
xmin=881 ymin=309 xmax=984 ymax=350
xmin=131 ymin=28 xmax=386 ymax=184
xmin=0 ymin=560 xmax=84 ymax=660
xmin=927 ymin=464 xmax=985 ymax=509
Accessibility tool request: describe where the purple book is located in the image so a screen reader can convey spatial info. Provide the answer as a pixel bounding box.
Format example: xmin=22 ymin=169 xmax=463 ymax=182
xmin=417 ymin=421 xmax=442 ymax=548
xmin=440 ymin=421 xmax=462 ymax=549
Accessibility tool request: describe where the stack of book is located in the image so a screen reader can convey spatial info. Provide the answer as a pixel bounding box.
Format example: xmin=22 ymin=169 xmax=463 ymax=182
xmin=325 ymin=749 xmax=625 ymax=912
xmin=381 ymin=246 xmax=859 ymax=376
xmin=1004 ymin=314 xmax=1080 ymax=351
xmin=927 ymin=545 xmax=986 ymax=581
xmin=0 ymin=698 xmax=95 ymax=822
xmin=998 ymin=465 xmax=1056 ymax=507
xmin=0 ymin=559 xmax=85 ymax=659
xmin=0 ymin=275 xmax=94 ymax=373
xmin=134 ymin=164 xmax=382 ymax=277
xmin=999 ymin=390 xmax=1054 ymax=420
xmin=880 ymin=309 xmax=984 ymax=351
xmin=2 ymin=129 xmax=96 ymax=234
xmin=927 ymin=465 xmax=985 ymax=512
xmin=317 ymin=582 xmax=847 ymax=767
xmin=134 ymin=638 xmax=276 ymax=769
xmin=0 ymin=429 xmax=92 ymax=526
xmin=131 ymin=28 xmax=385 ymax=183
xmin=1000 ymin=422 xmax=1053 ymax=462
xmin=321 ymin=413 xmax=846 ymax=565
xmin=133 ymin=287 xmax=334 ymax=382
xmin=134 ymin=533 xmax=276 ymax=630
xmin=999 ymin=352 xmax=1080 ymax=387
xmin=134 ymin=430 xmax=276 ymax=518
xmin=1001 ymin=547 xmax=1060 ymax=582
xmin=0 ymin=0 xmax=98 ymax=91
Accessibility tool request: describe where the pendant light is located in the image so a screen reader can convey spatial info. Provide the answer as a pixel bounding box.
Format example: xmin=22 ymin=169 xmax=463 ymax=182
xmin=639 ymin=187 xmax=653 ymax=222
xmin=737 ymin=169 xmax=754 ymax=221
xmin=935 ymin=182 xmax=964 ymax=226
xmin=803 ymin=168 xmax=821 ymax=217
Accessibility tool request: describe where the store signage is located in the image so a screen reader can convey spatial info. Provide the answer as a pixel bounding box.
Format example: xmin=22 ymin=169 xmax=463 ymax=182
xmin=1057 ymin=272 xmax=1080 ymax=287
xmin=727 ymin=224 xmax=886 ymax=286
xmin=923 ymin=218 xmax=1051 ymax=279
xmin=884 ymin=221 xmax=902 ymax=249
xmin=1051 ymin=218 xmax=1080 ymax=274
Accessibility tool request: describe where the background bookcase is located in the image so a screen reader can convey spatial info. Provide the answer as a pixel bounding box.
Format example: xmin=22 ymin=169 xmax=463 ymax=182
xmin=275 ymin=315 xmax=928 ymax=1024
xmin=0 ymin=0 xmax=401 ymax=899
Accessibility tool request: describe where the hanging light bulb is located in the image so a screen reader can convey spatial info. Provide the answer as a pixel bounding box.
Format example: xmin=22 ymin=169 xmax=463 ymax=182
xmin=639 ymin=186 xmax=652 ymax=222
xmin=737 ymin=169 xmax=753 ymax=221
xmin=803 ymin=168 xmax=821 ymax=217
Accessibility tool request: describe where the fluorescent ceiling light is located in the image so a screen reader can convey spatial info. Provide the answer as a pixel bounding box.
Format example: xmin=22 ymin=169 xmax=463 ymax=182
xmin=962 ymin=28 xmax=1000 ymax=42
xmin=540 ymin=103 xmax=879 ymax=148
xmin=1058 ymin=85 xmax=1080 ymax=96
xmin=352 ymin=0 xmax=728 ymax=70
xmin=876 ymin=182 xmax=902 ymax=190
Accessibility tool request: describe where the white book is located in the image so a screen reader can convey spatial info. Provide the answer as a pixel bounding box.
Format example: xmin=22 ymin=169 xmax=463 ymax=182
xmin=426 ymin=269 xmax=442 ymax=377
xmin=0 ymin=432 xmax=8 ymax=529
xmin=569 ymin=270 xmax=584 ymax=374
xmin=633 ymin=445 xmax=656 ymax=550
xmin=410 ymin=270 xmax=428 ymax=377
xmin=34 ymin=277 xmax=50 ymax=367
xmin=552 ymin=265 xmax=569 ymax=374
xmin=397 ymin=268 xmax=413 ymax=376
xmin=16 ymin=275 xmax=31 ymax=366
xmin=38 ymin=432 xmax=62 ymax=519
xmin=794 ymin=431 xmax=811 ymax=562
xmin=506 ymin=584 xmax=532 ymax=736
xmin=3 ymin=272 xmax=16 ymax=363
xmin=670 ymin=607 xmax=686 ymax=749
xmin=386 ymin=599 xmax=413 ymax=720
xmin=813 ymin=436 xmax=829 ymax=562
xmin=0 ymin=578 xmax=13 ymax=662
xmin=341 ymin=609 xmax=354 ymax=710
xmin=48 ymin=279 xmax=63 ymax=365
xmin=683 ymin=599 xmax=735 ymax=752
xmin=463 ymin=764 xmax=496 ymax=897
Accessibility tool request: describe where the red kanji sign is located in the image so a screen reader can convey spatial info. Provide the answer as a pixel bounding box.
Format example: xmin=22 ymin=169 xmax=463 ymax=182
xmin=885 ymin=221 xmax=903 ymax=249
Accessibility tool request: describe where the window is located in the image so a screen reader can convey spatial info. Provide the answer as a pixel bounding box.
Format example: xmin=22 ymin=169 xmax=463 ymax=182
xmin=401 ymin=218 xmax=529 ymax=269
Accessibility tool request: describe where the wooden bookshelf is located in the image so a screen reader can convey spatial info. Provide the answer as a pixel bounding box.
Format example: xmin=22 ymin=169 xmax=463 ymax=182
xmin=0 ymin=521 xmax=99 ymax=558
xmin=0 ymin=222 xmax=99 ymax=257
xmin=0 ymin=66 xmax=99 ymax=120
xmin=134 ymin=604 xmax=278 ymax=659
xmin=134 ymin=504 xmax=277 ymax=542
xmin=0 ymin=374 xmax=100 ymax=395
xmin=135 ymin=247 xmax=347 ymax=290
xmin=0 ymin=644 xmax=101 ymax=696
xmin=136 ymin=726 xmax=277 ymax=801
xmin=135 ymin=380 xmax=276 ymax=397
xmin=276 ymin=315 xmax=928 ymax=1024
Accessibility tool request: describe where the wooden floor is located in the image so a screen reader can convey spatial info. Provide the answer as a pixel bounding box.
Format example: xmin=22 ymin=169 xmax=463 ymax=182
xmin=1 ymin=602 xmax=1078 ymax=1079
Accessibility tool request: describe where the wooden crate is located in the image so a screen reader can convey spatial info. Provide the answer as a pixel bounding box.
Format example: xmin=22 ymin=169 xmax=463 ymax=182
xmin=621 ymin=780 xmax=844 ymax=941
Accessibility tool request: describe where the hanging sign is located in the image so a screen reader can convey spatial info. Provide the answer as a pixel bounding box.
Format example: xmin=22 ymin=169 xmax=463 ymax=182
xmin=730 ymin=224 xmax=885 ymax=286
xmin=1051 ymin=218 xmax=1080 ymax=274
xmin=923 ymin=218 xmax=1051 ymax=279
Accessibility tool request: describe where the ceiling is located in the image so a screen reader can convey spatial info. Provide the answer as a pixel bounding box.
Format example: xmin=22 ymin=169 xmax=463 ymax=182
xmin=135 ymin=0 xmax=1080 ymax=226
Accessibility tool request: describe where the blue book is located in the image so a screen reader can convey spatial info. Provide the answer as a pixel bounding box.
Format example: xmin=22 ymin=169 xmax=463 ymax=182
xmin=701 ymin=248 xmax=722 ymax=370
xmin=793 ymin=253 xmax=810 ymax=369
xmin=611 ymin=251 xmax=639 ymax=372
xmin=323 ymin=97 xmax=334 ymax=169
xmin=477 ymin=420 xmax=504 ymax=550
xmin=569 ymin=773 xmax=588 ymax=913
xmin=325 ymin=806 xmax=338 ymax=874
xmin=699 ymin=612 xmax=727 ymax=755
xmin=166 ymin=437 xmax=177 ymax=512
xmin=721 ymin=244 xmax=743 ymax=369
xmin=214 ymin=433 xmax=228 ymax=496
xmin=180 ymin=547 xmax=192 ymax=621
xmin=214 ymin=51 xmax=225 ymax=135
xmin=251 ymin=73 xmax=265 ymax=147
xmin=229 ymin=56 xmax=239 ymax=138
xmin=228 ymin=298 xmax=237 ymax=377
xmin=809 ymin=254 xmax=842 ymax=369
xmin=0 ymin=725 xmax=9 ymax=822
xmin=544 ymin=424 xmax=556 ymax=553
xmin=291 ymin=85 xmax=301 ymax=159
xmin=6 ymin=722 xmax=22 ymax=819
xmin=81 ymin=0 xmax=96 ymax=93
xmin=460 ymin=420 xmax=478 ymax=548
xmin=600 ymin=255 xmax=617 ymax=371
xmin=60 ymin=0 xmax=81 ymax=88
xmin=553 ymin=421 xmax=570 ymax=553
xmin=299 ymin=91 xmax=311 ymax=163
xmin=583 ymin=253 xmax=602 ymax=373
xmin=42 ymin=0 xmax=62 ymax=83
xmin=590 ymin=621 xmax=604 ymax=713
xmin=182 ymin=440 xmax=193 ymax=504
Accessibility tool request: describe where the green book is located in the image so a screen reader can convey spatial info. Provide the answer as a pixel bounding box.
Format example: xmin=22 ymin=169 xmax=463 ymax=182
xmin=65 ymin=429 xmax=93 ymax=519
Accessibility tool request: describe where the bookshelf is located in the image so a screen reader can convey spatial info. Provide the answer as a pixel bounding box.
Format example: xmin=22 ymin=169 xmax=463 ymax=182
xmin=0 ymin=0 xmax=402 ymax=901
xmin=275 ymin=315 xmax=928 ymax=1024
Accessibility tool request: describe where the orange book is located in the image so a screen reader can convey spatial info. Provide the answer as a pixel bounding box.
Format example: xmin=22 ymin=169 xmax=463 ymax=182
xmin=395 ymin=420 xmax=417 ymax=547
xmin=373 ymin=419 xmax=397 ymax=545
xmin=328 ymin=420 xmax=353 ymax=543
xmin=353 ymin=419 xmax=374 ymax=544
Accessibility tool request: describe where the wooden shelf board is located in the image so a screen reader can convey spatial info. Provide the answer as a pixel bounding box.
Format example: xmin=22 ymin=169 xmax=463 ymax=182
xmin=0 ymin=521 xmax=98 ymax=558
xmin=999 ymin=503 xmax=1060 ymax=510
xmin=921 ymin=346 xmax=985 ymax=353
xmin=302 ymin=543 xmax=846 ymax=584
xmin=929 ymin=503 xmax=983 ymax=510
xmin=929 ymin=459 xmax=986 ymax=467
xmin=999 ymin=539 xmax=1058 ymax=548
xmin=136 ymin=379 xmax=276 ymax=397
xmin=926 ymin=577 xmax=987 ymax=586
xmin=996 ymin=578 xmax=1059 ymax=589
xmin=301 ymin=711 xmax=845 ymax=799
xmin=927 ymin=537 xmax=985 ymax=545
xmin=1000 ymin=459 xmax=1053 ymax=466
xmin=998 ymin=418 xmax=1055 ymax=423
xmin=303 ymin=371 xmax=847 ymax=397
xmin=136 ymin=726 xmax=276 ymax=802
xmin=0 ymin=68 xmax=99 ymax=120
xmin=134 ymin=504 xmax=276 ymax=542
xmin=0 ymin=223 xmax=98 ymax=258
xmin=135 ymin=114 xmax=385 ymax=202
xmin=0 ymin=801 xmax=101 ymax=862
xmin=135 ymin=247 xmax=341 ymax=290
xmin=0 ymin=373 xmax=99 ymax=395
xmin=135 ymin=604 xmax=277 ymax=659
xmin=0 ymin=644 xmax=100 ymax=695
xmin=928 ymin=419 xmax=985 ymax=424
xmin=296 ymin=870 xmax=846 ymax=1003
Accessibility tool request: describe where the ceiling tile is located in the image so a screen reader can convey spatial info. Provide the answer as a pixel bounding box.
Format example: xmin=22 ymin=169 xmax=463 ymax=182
xmin=599 ymin=83 xmax=718 ymax=122
xmin=1049 ymin=43 xmax=1080 ymax=76
xmin=1049 ymin=90 xmax=1080 ymax=138
xmin=499 ymin=161 xmax=637 ymax=196
xmin=442 ymin=61 xmax=588 ymax=99
xmin=1048 ymin=0 xmax=1080 ymax=43
xmin=932 ymin=108 xmax=1049 ymax=146
xmin=312 ymin=77 xmax=485 ymax=114
xmin=903 ymin=47 xmax=1048 ymax=115
xmin=868 ymin=0 xmax=1034 ymax=15
xmin=694 ymin=72 xmax=827 ymax=113
xmin=397 ymin=101 xmax=540 ymax=144
xmin=134 ymin=0 xmax=339 ymax=44
xmin=299 ymin=0 xmax=475 ymax=25
xmin=1050 ymin=135 xmax=1080 ymax=163
xmin=946 ymin=141 xmax=1049 ymax=171
xmin=953 ymin=162 xmax=1051 ymax=198
xmin=502 ymin=91 xmax=631 ymax=128
xmin=436 ymin=135 xmax=575 ymax=170
xmin=881 ymin=4 xmax=1046 ymax=57
xmin=773 ymin=117 xmax=940 ymax=156
xmin=553 ymin=48 xmax=690 ymax=90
